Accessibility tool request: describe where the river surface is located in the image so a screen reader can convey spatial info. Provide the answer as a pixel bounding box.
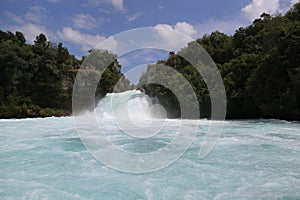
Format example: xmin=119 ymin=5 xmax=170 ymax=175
xmin=1 ymin=91 xmax=300 ymax=199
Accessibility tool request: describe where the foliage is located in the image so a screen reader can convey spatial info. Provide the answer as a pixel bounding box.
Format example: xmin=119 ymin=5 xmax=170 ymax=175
xmin=1 ymin=3 xmax=300 ymax=120
xmin=139 ymin=3 xmax=300 ymax=120
xmin=0 ymin=31 xmax=130 ymax=118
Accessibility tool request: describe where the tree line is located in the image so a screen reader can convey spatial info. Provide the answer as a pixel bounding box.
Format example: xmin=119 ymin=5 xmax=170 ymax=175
xmin=139 ymin=3 xmax=300 ymax=120
xmin=1 ymin=3 xmax=299 ymax=119
xmin=0 ymin=31 xmax=132 ymax=118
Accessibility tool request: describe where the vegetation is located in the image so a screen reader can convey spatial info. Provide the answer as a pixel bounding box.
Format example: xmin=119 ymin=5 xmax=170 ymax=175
xmin=1 ymin=3 xmax=299 ymax=119
xmin=0 ymin=31 xmax=131 ymax=118
xmin=139 ymin=3 xmax=300 ymax=120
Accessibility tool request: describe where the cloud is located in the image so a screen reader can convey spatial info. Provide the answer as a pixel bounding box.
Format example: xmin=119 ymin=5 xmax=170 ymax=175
xmin=9 ymin=23 xmax=53 ymax=43
xmin=242 ymin=0 xmax=298 ymax=21
xmin=5 ymin=11 xmax=24 ymax=24
xmin=242 ymin=0 xmax=280 ymax=21
xmin=154 ymin=22 xmax=197 ymax=51
xmin=125 ymin=12 xmax=143 ymax=23
xmin=195 ymin=0 xmax=297 ymax=37
xmin=155 ymin=22 xmax=197 ymax=37
xmin=282 ymin=0 xmax=300 ymax=13
xmin=25 ymin=5 xmax=47 ymax=23
xmin=277 ymin=0 xmax=298 ymax=14
xmin=119 ymin=49 xmax=168 ymax=69
xmin=73 ymin=14 xmax=99 ymax=29
xmin=174 ymin=22 xmax=197 ymax=36
xmin=5 ymin=6 xmax=47 ymax=25
xmin=57 ymin=27 xmax=107 ymax=51
xmin=95 ymin=36 xmax=118 ymax=53
xmin=90 ymin=0 xmax=125 ymax=12
xmin=110 ymin=0 xmax=124 ymax=12
xmin=4 ymin=7 xmax=52 ymax=43
xmin=4 ymin=8 xmax=112 ymax=52
xmin=196 ymin=18 xmax=246 ymax=37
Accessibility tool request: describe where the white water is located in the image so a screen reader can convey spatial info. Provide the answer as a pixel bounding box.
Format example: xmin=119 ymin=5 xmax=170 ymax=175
xmin=1 ymin=91 xmax=300 ymax=199
xmin=96 ymin=90 xmax=166 ymax=123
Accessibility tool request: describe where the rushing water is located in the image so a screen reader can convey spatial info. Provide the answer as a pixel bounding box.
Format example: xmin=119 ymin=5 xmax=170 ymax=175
xmin=1 ymin=91 xmax=300 ymax=199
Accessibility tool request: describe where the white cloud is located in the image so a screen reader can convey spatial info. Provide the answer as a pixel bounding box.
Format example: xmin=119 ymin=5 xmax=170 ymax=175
xmin=155 ymin=22 xmax=197 ymax=37
xmin=195 ymin=0 xmax=297 ymax=37
xmin=5 ymin=11 xmax=24 ymax=24
xmin=73 ymin=14 xmax=98 ymax=29
xmin=4 ymin=7 xmax=52 ymax=43
xmin=119 ymin=49 xmax=167 ymax=69
xmin=242 ymin=0 xmax=298 ymax=21
xmin=154 ymin=22 xmax=196 ymax=51
xmin=287 ymin=0 xmax=299 ymax=11
xmin=174 ymin=22 xmax=197 ymax=36
xmin=97 ymin=36 xmax=118 ymax=52
xmin=125 ymin=12 xmax=143 ymax=23
xmin=277 ymin=0 xmax=298 ymax=14
xmin=25 ymin=5 xmax=47 ymax=23
xmin=242 ymin=0 xmax=279 ymax=21
xmin=4 ymin=8 xmax=112 ymax=52
xmin=9 ymin=23 xmax=53 ymax=43
xmin=110 ymin=0 xmax=124 ymax=12
xmin=155 ymin=24 xmax=173 ymax=31
xmin=90 ymin=0 xmax=125 ymax=12
xmin=57 ymin=27 xmax=106 ymax=51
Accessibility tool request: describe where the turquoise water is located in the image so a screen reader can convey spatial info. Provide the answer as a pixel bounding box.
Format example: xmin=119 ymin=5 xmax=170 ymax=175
xmin=1 ymin=93 xmax=300 ymax=199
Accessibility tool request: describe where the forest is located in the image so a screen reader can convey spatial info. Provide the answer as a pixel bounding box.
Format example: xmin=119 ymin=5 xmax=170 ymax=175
xmin=140 ymin=3 xmax=300 ymax=120
xmin=0 ymin=32 xmax=132 ymax=118
xmin=0 ymin=3 xmax=299 ymax=120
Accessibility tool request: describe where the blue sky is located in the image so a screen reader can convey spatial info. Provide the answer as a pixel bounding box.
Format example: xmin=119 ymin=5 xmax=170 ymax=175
xmin=0 ymin=0 xmax=298 ymax=83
